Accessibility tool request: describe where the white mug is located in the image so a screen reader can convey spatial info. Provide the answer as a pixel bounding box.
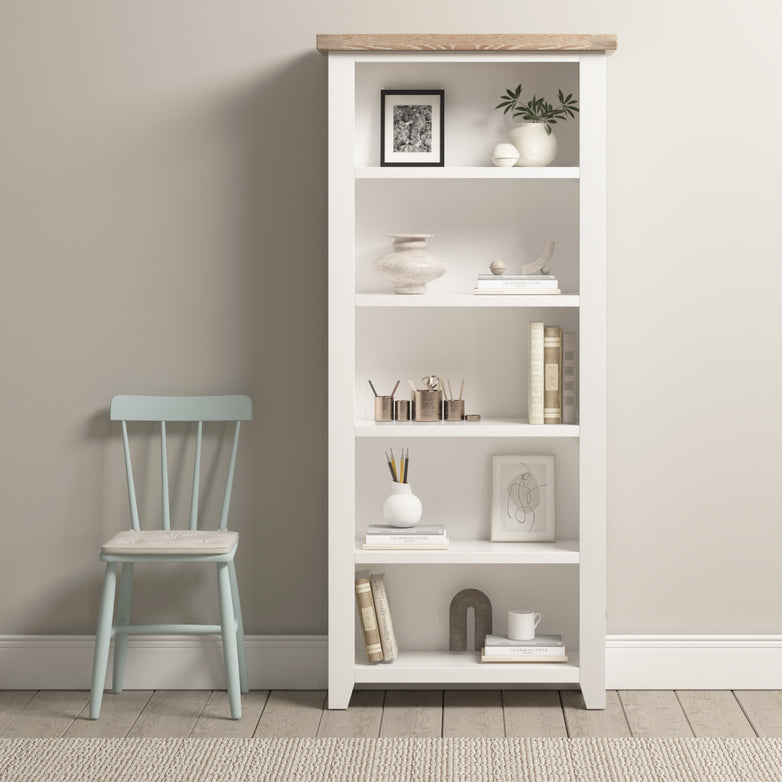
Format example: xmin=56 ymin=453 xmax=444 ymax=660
xmin=508 ymin=610 xmax=541 ymax=641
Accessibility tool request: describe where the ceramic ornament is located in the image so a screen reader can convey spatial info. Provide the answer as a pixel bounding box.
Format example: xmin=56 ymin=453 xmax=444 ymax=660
xmin=490 ymin=143 xmax=519 ymax=167
xmin=489 ymin=259 xmax=506 ymax=276
xmin=521 ymin=241 xmax=555 ymax=275
xmin=374 ymin=234 xmax=446 ymax=294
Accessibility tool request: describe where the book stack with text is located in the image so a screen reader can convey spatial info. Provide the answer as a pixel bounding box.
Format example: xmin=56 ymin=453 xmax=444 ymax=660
xmin=355 ymin=570 xmax=397 ymax=663
xmin=528 ymin=322 xmax=576 ymax=425
xmin=362 ymin=524 xmax=449 ymax=550
xmin=474 ymin=274 xmax=560 ymax=295
xmin=481 ymin=633 xmax=568 ymax=663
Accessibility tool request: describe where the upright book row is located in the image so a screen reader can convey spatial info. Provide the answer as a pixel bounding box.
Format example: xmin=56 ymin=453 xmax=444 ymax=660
xmin=528 ymin=322 xmax=576 ymax=425
xmin=354 ymin=571 xmax=397 ymax=663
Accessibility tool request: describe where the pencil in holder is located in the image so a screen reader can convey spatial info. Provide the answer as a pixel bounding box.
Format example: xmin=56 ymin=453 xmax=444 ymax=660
xmin=395 ymin=399 xmax=410 ymax=421
xmin=412 ymin=389 xmax=442 ymax=422
xmin=444 ymin=399 xmax=465 ymax=421
xmin=374 ymin=396 xmax=394 ymax=421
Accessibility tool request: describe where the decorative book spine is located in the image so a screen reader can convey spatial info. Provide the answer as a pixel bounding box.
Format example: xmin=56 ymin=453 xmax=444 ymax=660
xmin=543 ymin=326 xmax=563 ymax=424
xmin=528 ymin=321 xmax=544 ymax=425
xmin=355 ymin=571 xmax=384 ymax=663
xmin=370 ymin=572 xmax=398 ymax=662
xmin=562 ymin=331 xmax=577 ymax=425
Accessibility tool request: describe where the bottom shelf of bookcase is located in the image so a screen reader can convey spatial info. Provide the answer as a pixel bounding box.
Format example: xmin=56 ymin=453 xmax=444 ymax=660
xmin=354 ymin=650 xmax=580 ymax=685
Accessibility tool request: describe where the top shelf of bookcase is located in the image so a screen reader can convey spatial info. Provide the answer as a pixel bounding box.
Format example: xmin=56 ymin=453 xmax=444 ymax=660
xmin=356 ymin=167 xmax=579 ymax=180
xmin=318 ymin=34 xmax=617 ymax=53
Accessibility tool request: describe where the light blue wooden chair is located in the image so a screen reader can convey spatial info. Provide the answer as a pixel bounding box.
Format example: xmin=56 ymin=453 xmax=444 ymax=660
xmin=89 ymin=395 xmax=252 ymax=720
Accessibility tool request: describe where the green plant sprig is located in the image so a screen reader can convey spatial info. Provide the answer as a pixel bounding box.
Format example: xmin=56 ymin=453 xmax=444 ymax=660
xmin=495 ymin=84 xmax=579 ymax=135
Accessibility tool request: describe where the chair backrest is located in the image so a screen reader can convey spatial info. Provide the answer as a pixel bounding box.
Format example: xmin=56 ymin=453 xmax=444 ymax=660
xmin=110 ymin=395 xmax=252 ymax=532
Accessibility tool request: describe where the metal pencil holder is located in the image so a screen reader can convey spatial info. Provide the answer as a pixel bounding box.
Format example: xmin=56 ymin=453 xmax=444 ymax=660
xmin=444 ymin=400 xmax=465 ymax=421
xmin=412 ymin=389 xmax=442 ymax=422
xmin=374 ymin=396 xmax=394 ymax=422
xmin=395 ymin=400 xmax=410 ymax=421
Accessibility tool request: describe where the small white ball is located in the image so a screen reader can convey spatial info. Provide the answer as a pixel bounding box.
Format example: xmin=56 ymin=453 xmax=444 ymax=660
xmin=489 ymin=260 xmax=506 ymax=276
xmin=491 ymin=143 xmax=519 ymax=167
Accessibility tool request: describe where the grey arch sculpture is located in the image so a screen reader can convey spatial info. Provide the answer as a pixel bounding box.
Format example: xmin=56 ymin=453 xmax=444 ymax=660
xmin=449 ymin=588 xmax=492 ymax=652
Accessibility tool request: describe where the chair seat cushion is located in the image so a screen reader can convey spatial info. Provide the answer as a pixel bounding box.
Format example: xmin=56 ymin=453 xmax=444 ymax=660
xmin=101 ymin=529 xmax=239 ymax=556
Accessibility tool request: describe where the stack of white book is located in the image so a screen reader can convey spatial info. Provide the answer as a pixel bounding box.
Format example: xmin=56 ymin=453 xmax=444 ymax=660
xmin=474 ymin=274 xmax=560 ymax=295
xmin=362 ymin=524 xmax=449 ymax=550
xmin=481 ymin=633 xmax=567 ymax=663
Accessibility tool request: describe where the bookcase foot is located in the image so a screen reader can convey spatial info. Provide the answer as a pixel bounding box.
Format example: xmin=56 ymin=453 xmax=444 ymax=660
xmin=328 ymin=684 xmax=353 ymax=710
xmin=580 ymin=684 xmax=606 ymax=710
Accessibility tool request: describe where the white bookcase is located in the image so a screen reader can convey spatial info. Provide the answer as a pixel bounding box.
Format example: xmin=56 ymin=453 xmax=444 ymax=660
xmin=320 ymin=34 xmax=614 ymax=710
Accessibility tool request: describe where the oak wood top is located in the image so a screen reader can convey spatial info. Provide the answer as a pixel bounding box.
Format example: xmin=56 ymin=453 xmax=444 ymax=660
xmin=317 ymin=34 xmax=617 ymax=53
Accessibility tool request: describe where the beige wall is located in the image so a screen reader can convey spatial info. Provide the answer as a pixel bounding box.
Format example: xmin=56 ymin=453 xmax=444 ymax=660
xmin=1 ymin=1 xmax=780 ymax=636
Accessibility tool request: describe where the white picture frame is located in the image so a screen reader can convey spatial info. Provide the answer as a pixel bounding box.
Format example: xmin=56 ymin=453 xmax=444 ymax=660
xmin=490 ymin=454 xmax=556 ymax=542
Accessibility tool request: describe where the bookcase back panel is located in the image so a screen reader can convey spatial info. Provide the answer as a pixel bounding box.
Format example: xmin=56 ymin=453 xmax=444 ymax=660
xmin=356 ymin=438 xmax=580 ymax=541
xmin=354 ymin=61 xmax=580 ymax=168
xmin=355 ymin=179 xmax=579 ymax=296
xmin=353 ymin=564 xmax=579 ymax=658
xmin=355 ymin=309 xmax=580 ymax=420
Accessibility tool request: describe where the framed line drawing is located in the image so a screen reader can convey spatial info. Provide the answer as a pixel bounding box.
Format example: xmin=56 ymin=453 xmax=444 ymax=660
xmin=380 ymin=89 xmax=444 ymax=167
xmin=491 ymin=454 xmax=556 ymax=542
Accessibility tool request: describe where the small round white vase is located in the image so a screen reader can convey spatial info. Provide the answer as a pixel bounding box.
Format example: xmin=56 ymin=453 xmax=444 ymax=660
xmin=382 ymin=482 xmax=423 ymax=528
xmin=374 ymin=234 xmax=447 ymax=294
xmin=508 ymin=123 xmax=559 ymax=167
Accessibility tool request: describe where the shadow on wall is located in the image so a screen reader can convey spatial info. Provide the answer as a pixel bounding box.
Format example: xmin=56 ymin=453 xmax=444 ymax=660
xmin=72 ymin=53 xmax=330 ymax=637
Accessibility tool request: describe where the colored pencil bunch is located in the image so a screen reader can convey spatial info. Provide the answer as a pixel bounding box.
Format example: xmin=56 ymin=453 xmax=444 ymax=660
xmin=384 ymin=448 xmax=409 ymax=484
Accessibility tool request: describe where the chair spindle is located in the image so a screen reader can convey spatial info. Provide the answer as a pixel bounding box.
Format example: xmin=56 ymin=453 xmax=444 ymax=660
xmin=189 ymin=421 xmax=203 ymax=530
xmin=219 ymin=421 xmax=241 ymax=530
xmin=121 ymin=421 xmax=141 ymax=531
xmin=161 ymin=421 xmax=170 ymax=530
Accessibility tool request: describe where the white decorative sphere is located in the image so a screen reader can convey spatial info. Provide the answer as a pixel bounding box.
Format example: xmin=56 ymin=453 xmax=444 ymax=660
xmin=489 ymin=260 xmax=506 ymax=276
xmin=490 ymin=143 xmax=519 ymax=167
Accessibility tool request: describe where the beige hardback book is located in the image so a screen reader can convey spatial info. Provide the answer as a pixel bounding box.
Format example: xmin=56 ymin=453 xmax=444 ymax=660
xmin=370 ymin=572 xmax=398 ymax=661
xmin=528 ymin=321 xmax=545 ymax=425
xmin=562 ymin=331 xmax=577 ymax=425
xmin=543 ymin=326 xmax=563 ymax=424
xmin=355 ymin=571 xmax=384 ymax=663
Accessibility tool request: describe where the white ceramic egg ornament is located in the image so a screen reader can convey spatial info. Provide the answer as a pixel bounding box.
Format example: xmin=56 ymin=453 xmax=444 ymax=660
xmin=490 ymin=143 xmax=519 ymax=167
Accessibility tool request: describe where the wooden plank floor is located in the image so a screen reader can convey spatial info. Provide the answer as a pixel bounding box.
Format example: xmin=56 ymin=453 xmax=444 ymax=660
xmin=0 ymin=690 xmax=771 ymax=738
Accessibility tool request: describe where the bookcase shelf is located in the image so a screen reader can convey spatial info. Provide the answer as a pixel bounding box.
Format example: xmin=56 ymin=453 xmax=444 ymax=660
xmin=355 ymin=294 xmax=580 ymax=308
xmin=355 ymin=650 xmax=580 ymax=684
xmin=354 ymin=419 xmax=579 ymax=438
xmin=355 ymin=538 xmax=580 ymax=565
xmin=325 ymin=38 xmax=609 ymax=711
xmin=355 ymin=166 xmax=580 ymax=180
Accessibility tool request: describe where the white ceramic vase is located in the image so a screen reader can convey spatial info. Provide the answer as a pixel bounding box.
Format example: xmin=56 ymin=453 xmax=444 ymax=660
xmin=383 ymin=482 xmax=423 ymax=528
xmin=508 ymin=123 xmax=559 ymax=167
xmin=374 ymin=234 xmax=446 ymax=294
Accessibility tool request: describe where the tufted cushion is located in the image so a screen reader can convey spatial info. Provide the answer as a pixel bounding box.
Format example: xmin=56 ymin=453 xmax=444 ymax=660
xmin=101 ymin=529 xmax=239 ymax=556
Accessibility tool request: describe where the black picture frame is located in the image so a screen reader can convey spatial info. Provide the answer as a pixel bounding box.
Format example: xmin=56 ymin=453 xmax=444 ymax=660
xmin=380 ymin=89 xmax=445 ymax=167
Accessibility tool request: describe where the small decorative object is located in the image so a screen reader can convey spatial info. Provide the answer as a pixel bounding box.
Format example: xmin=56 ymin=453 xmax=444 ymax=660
xmin=490 ymin=142 xmax=519 ymax=167
xmin=382 ymin=447 xmax=420 ymax=527
xmin=521 ymin=241 xmax=555 ymax=275
xmin=449 ymin=589 xmax=493 ymax=652
xmin=394 ymin=399 xmax=410 ymax=421
xmin=491 ymin=454 xmax=556 ymax=542
xmin=495 ymin=84 xmax=578 ymax=167
xmin=464 ymin=414 xmax=481 ymax=422
xmin=382 ymin=481 xmax=422 ymax=527
xmin=443 ymin=377 xmax=465 ymax=421
xmin=508 ymin=609 xmax=542 ymax=641
xmin=489 ymin=259 xmax=506 ymax=276
xmin=374 ymin=234 xmax=447 ymax=294
xmin=381 ymin=90 xmax=444 ymax=167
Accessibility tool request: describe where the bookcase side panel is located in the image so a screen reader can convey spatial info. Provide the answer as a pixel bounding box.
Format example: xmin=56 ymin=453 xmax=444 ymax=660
xmin=328 ymin=53 xmax=357 ymax=710
xmin=578 ymin=52 xmax=607 ymax=709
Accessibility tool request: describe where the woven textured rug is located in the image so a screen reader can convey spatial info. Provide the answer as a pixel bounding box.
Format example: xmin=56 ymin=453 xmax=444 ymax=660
xmin=1 ymin=737 xmax=781 ymax=781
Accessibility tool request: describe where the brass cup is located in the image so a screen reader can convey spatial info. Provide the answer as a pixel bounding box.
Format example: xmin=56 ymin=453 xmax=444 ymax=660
xmin=374 ymin=396 xmax=394 ymax=421
xmin=412 ymin=389 xmax=442 ymax=422
xmin=444 ymin=400 xmax=465 ymax=420
xmin=395 ymin=400 xmax=410 ymax=421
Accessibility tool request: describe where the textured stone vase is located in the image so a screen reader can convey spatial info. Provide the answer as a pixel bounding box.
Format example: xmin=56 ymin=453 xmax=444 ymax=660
xmin=508 ymin=122 xmax=559 ymax=167
xmin=374 ymin=234 xmax=446 ymax=294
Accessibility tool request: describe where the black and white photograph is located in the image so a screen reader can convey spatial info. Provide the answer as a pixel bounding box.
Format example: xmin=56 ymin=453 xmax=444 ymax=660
xmin=380 ymin=89 xmax=444 ymax=166
xmin=491 ymin=454 xmax=556 ymax=542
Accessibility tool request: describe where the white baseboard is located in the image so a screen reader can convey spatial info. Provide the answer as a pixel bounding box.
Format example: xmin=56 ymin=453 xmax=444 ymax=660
xmin=605 ymin=635 xmax=782 ymax=689
xmin=0 ymin=635 xmax=328 ymax=690
xmin=2 ymin=634 xmax=782 ymax=690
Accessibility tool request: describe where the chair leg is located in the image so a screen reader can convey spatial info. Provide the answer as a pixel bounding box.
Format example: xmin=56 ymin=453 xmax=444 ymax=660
xmin=228 ymin=560 xmax=248 ymax=694
xmin=89 ymin=562 xmax=118 ymax=719
xmin=112 ymin=562 xmax=134 ymax=694
xmin=217 ymin=562 xmax=242 ymax=719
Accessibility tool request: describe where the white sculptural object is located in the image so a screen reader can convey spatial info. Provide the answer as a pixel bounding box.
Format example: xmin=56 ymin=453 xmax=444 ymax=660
xmin=521 ymin=241 xmax=555 ymax=275
xmin=374 ymin=234 xmax=447 ymax=294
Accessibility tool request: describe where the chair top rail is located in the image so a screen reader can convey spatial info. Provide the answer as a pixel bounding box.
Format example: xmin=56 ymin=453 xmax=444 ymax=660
xmin=111 ymin=395 xmax=252 ymax=422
